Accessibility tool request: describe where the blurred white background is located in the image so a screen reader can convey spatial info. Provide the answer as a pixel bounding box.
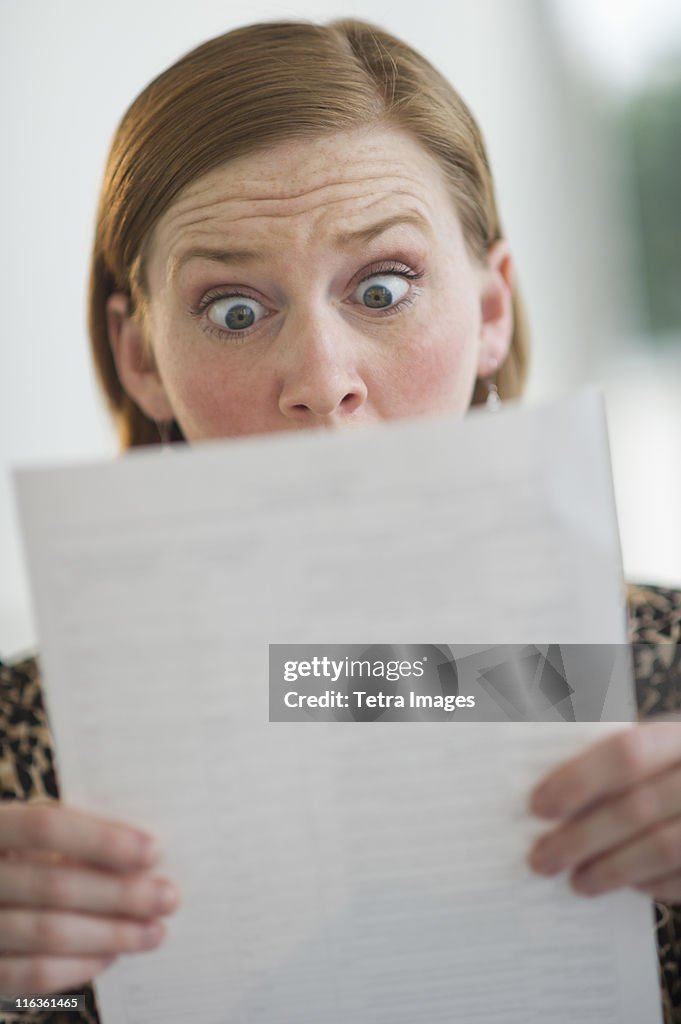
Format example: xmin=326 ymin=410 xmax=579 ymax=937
xmin=1 ymin=0 xmax=680 ymax=657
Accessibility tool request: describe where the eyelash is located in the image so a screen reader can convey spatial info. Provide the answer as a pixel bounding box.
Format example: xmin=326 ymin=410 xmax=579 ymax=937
xmin=188 ymin=260 xmax=426 ymax=342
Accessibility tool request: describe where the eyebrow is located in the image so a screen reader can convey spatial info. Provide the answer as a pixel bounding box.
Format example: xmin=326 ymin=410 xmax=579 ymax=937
xmin=169 ymin=212 xmax=432 ymax=280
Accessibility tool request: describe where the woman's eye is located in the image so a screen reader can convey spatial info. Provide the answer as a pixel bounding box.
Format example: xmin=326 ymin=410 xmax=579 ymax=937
xmin=353 ymin=273 xmax=411 ymax=310
xmin=206 ymin=295 xmax=267 ymax=331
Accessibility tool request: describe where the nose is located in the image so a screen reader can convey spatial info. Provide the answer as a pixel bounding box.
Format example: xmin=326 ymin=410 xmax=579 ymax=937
xmin=276 ymin=313 xmax=368 ymax=425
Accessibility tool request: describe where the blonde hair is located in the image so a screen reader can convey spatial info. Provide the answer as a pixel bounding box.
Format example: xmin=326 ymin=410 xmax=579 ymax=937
xmin=89 ymin=18 xmax=529 ymax=448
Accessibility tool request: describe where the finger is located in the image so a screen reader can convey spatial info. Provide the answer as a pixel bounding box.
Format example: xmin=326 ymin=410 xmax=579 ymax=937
xmin=569 ymin=817 xmax=681 ymax=896
xmin=634 ymin=869 xmax=681 ymax=903
xmin=0 ymin=909 xmax=166 ymax=955
xmin=0 ymin=954 xmax=117 ymax=998
xmin=0 ymin=805 xmax=161 ymax=872
xmin=0 ymin=850 xmax=66 ymax=865
xmin=529 ymin=763 xmax=681 ymax=876
xmin=0 ymin=860 xmax=180 ymax=919
xmin=0 ymin=849 xmax=112 ymax=870
xmin=529 ymin=723 xmax=681 ymax=819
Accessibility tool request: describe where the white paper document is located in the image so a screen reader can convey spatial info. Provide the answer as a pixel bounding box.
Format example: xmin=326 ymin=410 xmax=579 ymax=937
xmin=14 ymin=389 xmax=662 ymax=1022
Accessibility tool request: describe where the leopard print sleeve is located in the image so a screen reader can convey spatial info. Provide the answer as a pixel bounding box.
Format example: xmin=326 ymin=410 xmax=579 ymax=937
xmin=0 ymin=655 xmax=102 ymax=1024
xmin=628 ymin=582 xmax=681 ymax=1024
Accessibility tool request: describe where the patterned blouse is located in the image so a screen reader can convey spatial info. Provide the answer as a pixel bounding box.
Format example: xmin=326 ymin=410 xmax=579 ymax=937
xmin=1 ymin=583 xmax=680 ymax=1024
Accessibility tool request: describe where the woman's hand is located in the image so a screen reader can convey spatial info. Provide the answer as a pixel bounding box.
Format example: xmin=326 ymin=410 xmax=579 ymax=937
xmin=0 ymin=803 xmax=180 ymax=997
xmin=528 ymin=721 xmax=681 ymax=902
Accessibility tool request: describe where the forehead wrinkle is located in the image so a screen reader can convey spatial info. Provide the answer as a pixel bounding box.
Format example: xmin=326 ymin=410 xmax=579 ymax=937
xmin=153 ymin=141 xmax=449 ymax=290
xmin=194 ymin=188 xmax=429 ymax=231
xmin=163 ymin=187 xmax=437 ymax=265
xmin=164 ymin=189 xmax=436 ymax=285
xmin=162 ymin=168 xmax=432 ymax=236
xmin=176 ymin=165 xmax=427 ymax=207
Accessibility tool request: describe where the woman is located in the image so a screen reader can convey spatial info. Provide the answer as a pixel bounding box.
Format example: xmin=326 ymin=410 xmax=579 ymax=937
xmin=1 ymin=17 xmax=680 ymax=1023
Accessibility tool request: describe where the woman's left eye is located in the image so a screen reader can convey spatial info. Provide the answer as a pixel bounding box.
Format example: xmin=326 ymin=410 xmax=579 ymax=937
xmin=353 ymin=273 xmax=411 ymax=310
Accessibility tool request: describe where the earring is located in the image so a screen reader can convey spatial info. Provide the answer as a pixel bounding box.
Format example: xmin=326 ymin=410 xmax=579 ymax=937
xmin=484 ymin=358 xmax=501 ymax=412
xmin=155 ymin=419 xmax=175 ymax=447
xmin=485 ymin=379 xmax=501 ymax=411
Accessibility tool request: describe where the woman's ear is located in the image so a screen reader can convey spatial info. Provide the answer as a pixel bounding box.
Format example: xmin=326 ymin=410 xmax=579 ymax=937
xmin=106 ymin=292 xmax=175 ymax=421
xmin=476 ymin=239 xmax=514 ymax=379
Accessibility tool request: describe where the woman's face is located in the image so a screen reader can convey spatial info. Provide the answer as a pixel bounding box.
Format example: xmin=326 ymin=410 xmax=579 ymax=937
xmin=107 ymin=127 xmax=514 ymax=442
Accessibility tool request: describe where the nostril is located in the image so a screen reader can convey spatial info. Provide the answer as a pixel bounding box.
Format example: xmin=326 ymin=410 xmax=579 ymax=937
xmin=280 ymin=386 xmax=366 ymax=421
xmin=340 ymin=391 xmax=363 ymax=412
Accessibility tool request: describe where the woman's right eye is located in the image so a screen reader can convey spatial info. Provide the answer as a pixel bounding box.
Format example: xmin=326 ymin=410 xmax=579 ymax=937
xmin=206 ymin=295 xmax=267 ymax=332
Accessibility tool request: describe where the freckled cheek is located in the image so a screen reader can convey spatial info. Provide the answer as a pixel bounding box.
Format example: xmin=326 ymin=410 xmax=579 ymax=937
xmin=387 ymin=327 xmax=477 ymax=415
xmin=158 ymin=344 xmax=264 ymax=438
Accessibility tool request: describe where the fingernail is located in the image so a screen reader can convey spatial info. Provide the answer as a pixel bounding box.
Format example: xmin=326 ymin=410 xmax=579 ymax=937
xmin=154 ymin=879 xmax=180 ymax=914
xmin=136 ymin=832 xmax=162 ymax=865
xmin=139 ymin=921 xmax=165 ymax=948
xmin=572 ymin=873 xmax=600 ymax=896
xmin=530 ymin=846 xmax=562 ymax=876
xmin=530 ymin=788 xmax=559 ymax=818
